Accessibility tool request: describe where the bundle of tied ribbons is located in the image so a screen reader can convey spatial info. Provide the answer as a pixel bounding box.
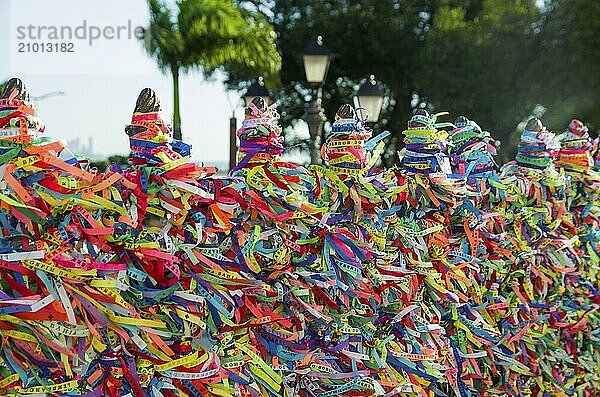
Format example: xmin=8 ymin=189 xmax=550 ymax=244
xmin=0 ymin=78 xmax=598 ymax=397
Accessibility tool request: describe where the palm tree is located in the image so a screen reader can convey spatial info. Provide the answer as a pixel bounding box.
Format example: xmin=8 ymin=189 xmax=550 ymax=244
xmin=143 ymin=0 xmax=281 ymax=140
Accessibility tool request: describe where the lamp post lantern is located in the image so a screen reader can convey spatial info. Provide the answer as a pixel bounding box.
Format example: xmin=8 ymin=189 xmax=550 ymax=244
xmin=354 ymin=75 xmax=384 ymax=123
xmin=302 ymin=35 xmax=331 ymax=164
xmin=303 ymin=35 xmax=331 ymax=85
xmin=243 ymin=77 xmax=270 ymax=107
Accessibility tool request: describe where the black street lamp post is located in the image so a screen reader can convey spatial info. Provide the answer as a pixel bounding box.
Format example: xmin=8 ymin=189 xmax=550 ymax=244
xmin=302 ymin=35 xmax=331 ymax=164
xmin=304 ymin=99 xmax=326 ymax=164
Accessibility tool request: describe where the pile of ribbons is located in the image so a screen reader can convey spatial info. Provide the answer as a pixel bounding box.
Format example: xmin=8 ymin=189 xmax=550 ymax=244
xmin=398 ymin=111 xmax=453 ymax=176
xmin=322 ymin=104 xmax=378 ymax=175
xmin=0 ymin=78 xmax=598 ymax=397
xmin=514 ymin=118 xmax=560 ymax=171
xmin=448 ymin=117 xmax=497 ymax=181
xmin=233 ymin=97 xmax=284 ymax=172
xmin=557 ymin=119 xmax=596 ymax=174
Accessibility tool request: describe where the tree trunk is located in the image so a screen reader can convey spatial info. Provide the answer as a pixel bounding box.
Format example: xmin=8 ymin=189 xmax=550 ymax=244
xmin=171 ymin=66 xmax=182 ymax=141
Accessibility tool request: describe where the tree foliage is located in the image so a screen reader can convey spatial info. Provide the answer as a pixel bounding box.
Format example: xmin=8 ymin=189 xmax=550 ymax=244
xmin=418 ymin=0 xmax=543 ymax=161
xmin=144 ymin=0 xmax=281 ymax=76
xmin=226 ymin=0 xmax=599 ymax=166
xmin=228 ymin=0 xmax=436 ymax=166
xmin=536 ymin=0 xmax=600 ymax=133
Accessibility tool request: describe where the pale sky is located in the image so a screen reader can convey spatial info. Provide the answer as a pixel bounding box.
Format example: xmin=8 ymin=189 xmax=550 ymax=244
xmin=0 ymin=0 xmax=262 ymax=165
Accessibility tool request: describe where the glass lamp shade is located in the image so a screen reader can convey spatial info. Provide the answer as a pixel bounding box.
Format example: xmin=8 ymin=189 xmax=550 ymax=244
xmin=303 ymin=55 xmax=330 ymax=84
xmin=303 ymin=36 xmax=330 ymax=85
xmin=354 ymin=95 xmax=384 ymax=123
xmin=354 ymin=75 xmax=384 ymax=122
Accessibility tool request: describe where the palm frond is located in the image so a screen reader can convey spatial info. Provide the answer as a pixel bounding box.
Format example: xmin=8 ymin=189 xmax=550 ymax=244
xmin=145 ymin=0 xmax=184 ymax=71
xmin=142 ymin=0 xmax=281 ymax=79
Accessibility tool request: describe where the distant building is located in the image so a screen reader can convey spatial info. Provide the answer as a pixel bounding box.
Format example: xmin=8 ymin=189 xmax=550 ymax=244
xmin=69 ymin=136 xmax=101 ymax=160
